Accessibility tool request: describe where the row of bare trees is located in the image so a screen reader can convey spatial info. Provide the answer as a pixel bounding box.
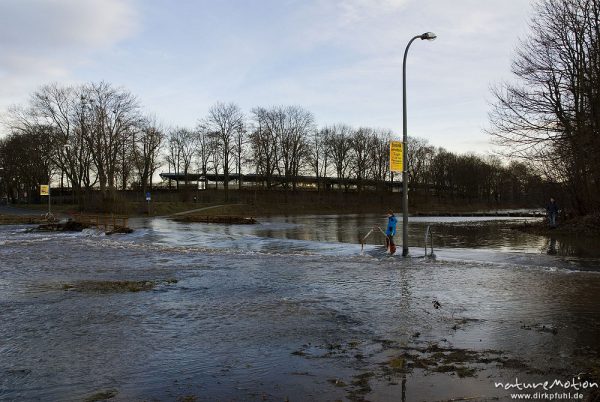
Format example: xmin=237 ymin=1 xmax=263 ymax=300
xmin=309 ymin=124 xmax=391 ymax=191
xmin=2 ymin=82 xmax=164 ymax=203
xmin=1 ymin=81 xmax=549 ymax=206
xmin=163 ymin=110 xmax=545 ymax=203
xmin=164 ymin=102 xmax=245 ymax=191
xmin=407 ymin=138 xmax=546 ymax=203
xmin=163 ymin=105 xmax=394 ymax=193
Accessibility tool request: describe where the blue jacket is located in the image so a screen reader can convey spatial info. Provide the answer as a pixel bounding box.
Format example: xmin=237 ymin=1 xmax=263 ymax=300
xmin=386 ymin=215 xmax=397 ymax=236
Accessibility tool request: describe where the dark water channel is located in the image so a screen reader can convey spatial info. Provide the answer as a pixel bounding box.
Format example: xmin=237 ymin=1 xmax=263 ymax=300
xmin=1 ymin=215 xmax=599 ymax=401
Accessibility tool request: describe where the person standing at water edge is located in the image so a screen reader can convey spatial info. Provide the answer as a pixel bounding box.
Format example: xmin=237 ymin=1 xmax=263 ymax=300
xmin=385 ymin=210 xmax=397 ymax=254
xmin=546 ymin=197 xmax=559 ymax=228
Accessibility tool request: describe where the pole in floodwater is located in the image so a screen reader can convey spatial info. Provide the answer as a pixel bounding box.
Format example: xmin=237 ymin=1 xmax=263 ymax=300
xmin=401 ymin=32 xmax=436 ymax=257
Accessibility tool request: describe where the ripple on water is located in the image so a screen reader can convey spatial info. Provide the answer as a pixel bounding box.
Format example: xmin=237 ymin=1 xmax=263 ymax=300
xmin=1 ymin=217 xmax=599 ymax=400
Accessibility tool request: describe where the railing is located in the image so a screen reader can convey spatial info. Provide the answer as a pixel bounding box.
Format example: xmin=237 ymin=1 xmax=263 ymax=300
xmin=424 ymin=225 xmax=435 ymax=258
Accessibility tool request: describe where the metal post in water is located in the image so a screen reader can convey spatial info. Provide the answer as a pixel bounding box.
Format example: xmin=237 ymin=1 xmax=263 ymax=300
xmin=401 ymin=32 xmax=436 ymax=257
xmin=425 ymin=225 xmax=429 ymax=256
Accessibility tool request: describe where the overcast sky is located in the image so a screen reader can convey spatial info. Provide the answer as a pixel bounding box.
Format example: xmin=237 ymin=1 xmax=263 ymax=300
xmin=0 ymin=0 xmax=533 ymax=153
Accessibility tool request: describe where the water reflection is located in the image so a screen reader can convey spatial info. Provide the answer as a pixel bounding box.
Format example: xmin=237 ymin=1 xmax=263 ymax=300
xmin=542 ymin=235 xmax=600 ymax=258
xmin=547 ymin=237 xmax=558 ymax=255
xmin=139 ymin=215 xmax=600 ymax=261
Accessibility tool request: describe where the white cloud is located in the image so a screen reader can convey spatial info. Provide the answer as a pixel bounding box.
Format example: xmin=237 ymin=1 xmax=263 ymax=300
xmin=285 ymin=0 xmax=410 ymax=51
xmin=0 ymin=0 xmax=138 ymax=50
xmin=320 ymin=0 xmax=409 ymax=26
xmin=0 ymin=0 xmax=139 ymax=133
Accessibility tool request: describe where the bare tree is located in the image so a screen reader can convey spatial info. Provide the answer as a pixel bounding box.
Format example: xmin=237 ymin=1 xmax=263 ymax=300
xmin=233 ymin=123 xmax=247 ymax=189
xmin=134 ymin=115 xmax=164 ymax=195
xmin=73 ymin=93 xmax=98 ymax=193
xmin=280 ymin=106 xmax=314 ymax=190
xmin=165 ymin=131 xmax=181 ymax=189
xmin=349 ymin=127 xmax=375 ymax=191
xmin=204 ymin=102 xmax=244 ymax=194
xmin=195 ymin=125 xmax=213 ymax=189
xmin=208 ymin=132 xmax=222 ymax=189
xmin=250 ymin=107 xmax=280 ymax=188
xmin=81 ymin=82 xmax=141 ymax=199
xmin=326 ymin=124 xmax=353 ymax=190
xmin=167 ymin=127 xmax=197 ymax=186
xmin=369 ymin=129 xmax=391 ymax=190
xmin=8 ymin=83 xmax=97 ymax=202
xmin=407 ymin=136 xmax=436 ymax=187
xmin=309 ymin=127 xmax=332 ymax=191
xmin=488 ymin=0 xmax=600 ymax=214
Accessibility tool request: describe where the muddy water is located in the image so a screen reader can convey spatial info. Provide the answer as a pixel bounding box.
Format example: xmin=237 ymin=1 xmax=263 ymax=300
xmin=1 ymin=215 xmax=599 ymax=401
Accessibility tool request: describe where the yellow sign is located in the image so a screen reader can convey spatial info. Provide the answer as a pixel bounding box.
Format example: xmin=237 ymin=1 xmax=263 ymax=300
xmin=389 ymin=141 xmax=404 ymax=172
xmin=40 ymin=185 xmax=49 ymax=196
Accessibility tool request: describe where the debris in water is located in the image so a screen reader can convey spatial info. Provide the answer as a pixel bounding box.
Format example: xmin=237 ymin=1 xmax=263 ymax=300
xmin=33 ymin=220 xmax=90 ymax=232
xmin=61 ymin=279 xmax=177 ymax=293
xmin=83 ymin=389 xmax=118 ymax=402
xmin=105 ymin=226 xmax=134 ymax=235
xmin=327 ymin=378 xmax=347 ymax=387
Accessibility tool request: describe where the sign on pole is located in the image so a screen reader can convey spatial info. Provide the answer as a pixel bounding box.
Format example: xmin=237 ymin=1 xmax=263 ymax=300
xmin=146 ymin=192 xmax=151 ymax=202
xmin=40 ymin=185 xmax=49 ymax=196
xmin=389 ymin=141 xmax=404 ymax=173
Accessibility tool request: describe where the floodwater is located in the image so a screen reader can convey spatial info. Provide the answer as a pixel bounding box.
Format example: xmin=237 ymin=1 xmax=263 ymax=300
xmin=1 ymin=214 xmax=599 ymax=401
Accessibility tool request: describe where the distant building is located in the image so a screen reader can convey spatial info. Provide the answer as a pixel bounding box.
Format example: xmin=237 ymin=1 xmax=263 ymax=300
xmin=159 ymin=172 xmax=403 ymax=192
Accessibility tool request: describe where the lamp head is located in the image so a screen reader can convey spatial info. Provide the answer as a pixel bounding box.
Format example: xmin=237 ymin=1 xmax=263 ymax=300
xmin=420 ymin=32 xmax=437 ymax=40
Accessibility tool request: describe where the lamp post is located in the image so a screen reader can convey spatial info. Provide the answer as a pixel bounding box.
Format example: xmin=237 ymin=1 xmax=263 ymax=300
xmin=402 ymin=32 xmax=436 ymax=257
xmin=0 ymin=167 xmax=4 ymax=204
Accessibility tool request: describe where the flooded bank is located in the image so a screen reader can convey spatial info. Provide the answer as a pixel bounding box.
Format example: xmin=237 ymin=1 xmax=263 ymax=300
xmin=1 ymin=215 xmax=599 ymax=401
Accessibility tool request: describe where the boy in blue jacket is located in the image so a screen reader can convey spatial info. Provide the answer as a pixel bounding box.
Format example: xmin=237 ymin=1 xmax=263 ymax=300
xmin=385 ymin=210 xmax=397 ymax=254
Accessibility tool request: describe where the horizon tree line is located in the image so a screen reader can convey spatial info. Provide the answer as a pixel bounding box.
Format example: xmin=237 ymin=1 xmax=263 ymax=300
xmin=1 ymin=81 xmax=549 ymax=207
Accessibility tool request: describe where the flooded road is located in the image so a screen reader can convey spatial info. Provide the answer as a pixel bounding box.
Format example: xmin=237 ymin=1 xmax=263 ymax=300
xmin=1 ymin=215 xmax=599 ymax=401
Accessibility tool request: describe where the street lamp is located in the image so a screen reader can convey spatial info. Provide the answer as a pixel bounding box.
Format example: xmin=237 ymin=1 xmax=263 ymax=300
xmin=0 ymin=167 xmax=4 ymax=203
xmin=402 ymin=31 xmax=436 ymax=257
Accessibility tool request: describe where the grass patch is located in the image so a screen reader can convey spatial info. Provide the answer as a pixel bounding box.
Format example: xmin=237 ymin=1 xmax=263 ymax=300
xmin=62 ymin=279 xmax=177 ymax=293
xmin=383 ymin=343 xmax=541 ymax=378
xmin=83 ymin=389 xmax=118 ymax=402
xmin=456 ymin=366 xmax=477 ymax=378
xmin=388 ymin=357 xmax=405 ymax=370
xmin=291 ymin=339 xmax=541 ymax=400
xmin=177 ymin=396 xmax=198 ymax=402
